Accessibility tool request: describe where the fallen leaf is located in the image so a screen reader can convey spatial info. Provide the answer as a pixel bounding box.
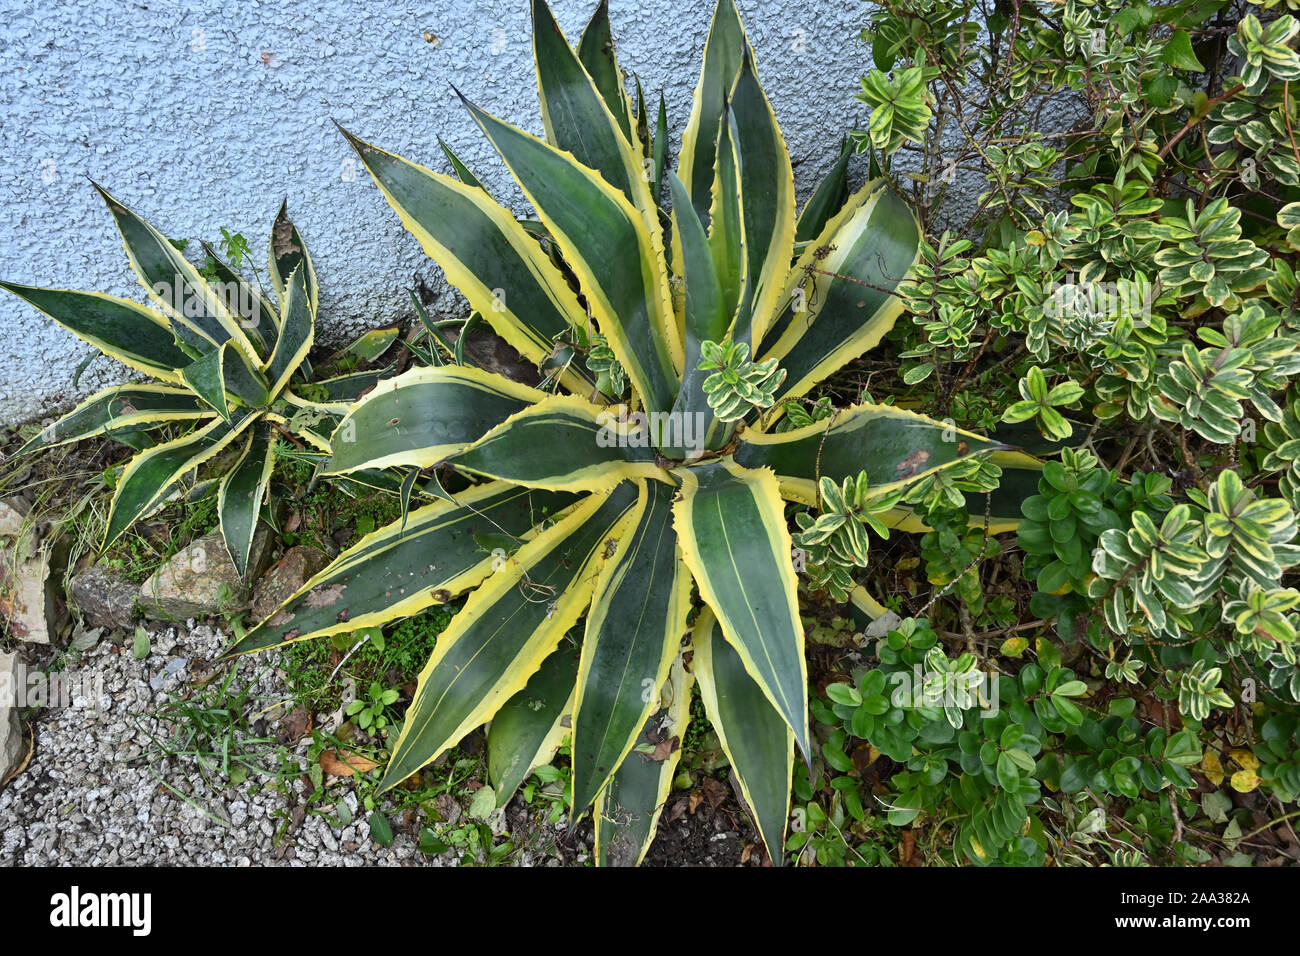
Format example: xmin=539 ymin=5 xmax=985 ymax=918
xmin=1200 ymin=748 xmax=1225 ymax=787
xmin=648 ymin=735 xmax=680 ymax=762
xmin=701 ymin=775 xmax=728 ymax=810
xmin=278 ymin=706 xmax=311 ymax=744
xmin=320 ymin=749 xmax=378 ymax=776
xmin=1231 ymin=769 xmax=1261 ymax=793
xmin=1229 ymin=748 xmax=1260 ymax=772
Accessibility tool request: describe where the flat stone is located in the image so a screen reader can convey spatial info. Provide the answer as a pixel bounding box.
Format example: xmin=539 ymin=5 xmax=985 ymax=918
xmin=1 ymin=652 xmax=24 ymax=786
xmin=70 ymin=565 xmax=139 ymax=630
xmin=250 ymin=546 xmax=329 ymax=624
xmin=138 ymin=532 xmax=250 ymax=621
xmin=0 ymin=549 xmax=52 ymax=644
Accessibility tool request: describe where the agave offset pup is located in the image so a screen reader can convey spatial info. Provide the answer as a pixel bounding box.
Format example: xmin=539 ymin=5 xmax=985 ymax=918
xmin=1 ymin=191 xmax=393 ymax=576
xmin=230 ymin=0 xmax=1033 ymax=863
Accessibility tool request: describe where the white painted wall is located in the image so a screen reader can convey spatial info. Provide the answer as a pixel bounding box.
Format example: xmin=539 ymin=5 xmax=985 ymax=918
xmin=0 ymin=0 xmax=884 ymax=424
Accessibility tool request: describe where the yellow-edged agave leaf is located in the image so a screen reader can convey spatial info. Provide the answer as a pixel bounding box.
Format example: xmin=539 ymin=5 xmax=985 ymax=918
xmin=379 ymin=483 xmax=640 ymax=789
xmin=487 ymin=637 xmax=580 ymax=807
xmin=459 ymin=96 xmax=680 ymax=413
xmin=873 ymin=450 xmax=1044 ymax=536
xmin=326 ymin=326 xmax=400 ymax=368
xmin=228 ymin=483 xmax=580 ymax=654
xmin=198 ymin=241 xmax=277 ymax=357
xmin=576 ymin=0 xmax=635 ymax=142
xmin=729 ymin=51 xmax=796 ymax=348
xmin=734 ymin=403 xmax=1006 ymax=505
xmin=217 ymin=422 xmax=276 ymax=578
xmin=338 ymin=127 xmax=595 ymax=396
xmin=759 ymin=177 xmax=879 ymax=351
xmin=679 ymin=0 xmax=750 ymax=223
xmin=593 ymin=646 xmax=693 ymax=866
xmin=0 ymin=283 xmax=191 ymax=385
xmin=104 ymin=409 xmax=256 ymax=549
xmin=571 ymin=480 xmax=692 ymax=813
xmin=446 ymin=394 xmax=669 ymax=492
xmin=759 ymin=183 xmax=922 ymax=402
xmin=533 ymin=0 xmax=646 ymax=206
xmin=324 ymin=366 xmax=546 ymax=476
xmin=268 ymin=200 xmax=318 ymax=315
xmin=693 ymin=607 xmax=792 ymax=863
xmin=92 ymin=183 xmax=261 ymax=365
xmin=671 ymin=459 xmax=810 ymax=757
xmin=264 ymin=265 xmax=313 ymax=399
xmin=15 ymin=384 xmax=210 ymax=457
xmin=179 ymin=339 xmax=271 ymax=421
xmin=847 ymin=585 xmax=895 ymax=629
xmin=438 ymin=136 xmax=486 ymax=189
xmin=667 ymin=171 xmax=730 ymax=456
xmin=708 ymin=106 xmax=749 ymax=340
xmin=795 ymin=137 xmax=852 ymax=244
xmin=309 ymin=365 xmax=394 ymax=403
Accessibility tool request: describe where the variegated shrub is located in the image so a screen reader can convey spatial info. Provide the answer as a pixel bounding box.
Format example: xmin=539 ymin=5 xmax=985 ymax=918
xmin=226 ymin=0 xmax=1035 ymax=864
xmin=1 ymin=192 xmax=392 ymax=576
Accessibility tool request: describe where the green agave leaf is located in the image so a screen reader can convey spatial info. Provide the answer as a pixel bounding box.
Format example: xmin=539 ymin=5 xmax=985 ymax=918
xmin=179 ymin=338 xmax=271 ymax=420
xmin=93 ymin=182 xmax=261 ymax=365
xmin=338 ymin=126 xmax=596 ymax=395
xmin=268 ymin=200 xmax=319 ymax=315
xmin=380 ymin=483 xmax=640 ymax=789
xmin=571 ymin=480 xmax=691 ymax=813
xmin=15 ymin=384 xmax=210 ymax=457
xmin=593 ymin=646 xmax=694 ymax=866
xmin=198 ymin=240 xmax=277 ymax=358
xmin=672 ymin=458 xmax=810 ymax=758
xmin=795 ymin=137 xmax=852 ymax=243
xmin=437 ymin=136 xmax=486 ymax=190
xmin=729 ymin=50 xmax=796 ymax=348
xmin=487 ymin=636 xmax=580 ymax=808
xmin=533 ymin=0 xmax=643 ymax=203
xmin=446 ymin=394 xmax=667 ymax=492
xmin=708 ymin=105 xmax=749 ymax=341
xmin=230 ymin=482 xmax=580 ymax=653
xmin=734 ymin=403 xmax=1005 ymax=504
xmin=576 ymin=0 xmax=635 ymax=142
xmin=104 ymin=409 xmax=256 ymax=549
xmin=264 ymin=264 xmax=314 ymax=400
xmin=324 ymin=366 xmax=545 ymax=476
xmin=458 ymin=95 xmax=680 ymax=413
xmin=667 ymin=172 xmax=729 ymax=456
xmin=218 ymin=421 xmax=275 ymax=579
xmin=0 ymin=283 xmax=192 ymax=385
xmin=678 ymin=0 xmax=750 ymax=224
xmin=693 ymin=607 xmax=792 ymax=863
xmin=759 ymin=182 xmax=921 ymax=402
xmin=652 ymin=93 xmax=670 ymax=205
xmin=310 ymin=365 xmax=396 ymax=403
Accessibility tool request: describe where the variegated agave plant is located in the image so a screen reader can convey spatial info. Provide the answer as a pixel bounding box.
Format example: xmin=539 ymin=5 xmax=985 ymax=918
xmin=228 ymin=0 xmax=1034 ymax=864
xmin=1 ymin=190 xmax=393 ymax=576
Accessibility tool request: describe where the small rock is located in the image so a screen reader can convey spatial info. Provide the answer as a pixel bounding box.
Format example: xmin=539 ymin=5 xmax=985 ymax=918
xmin=70 ymin=565 xmax=138 ymax=630
xmin=1 ymin=652 xmax=24 ymax=785
xmin=0 ymin=499 xmax=29 ymax=539
xmin=250 ymin=546 xmax=329 ymax=623
xmin=149 ymin=657 xmax=188 ymax=693
xmin=138 ymin=532 xmax=251 ymax=620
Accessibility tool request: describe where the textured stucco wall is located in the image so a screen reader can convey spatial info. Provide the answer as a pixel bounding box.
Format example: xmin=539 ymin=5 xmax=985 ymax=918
xmin=0 ymin=0 xmax=889 ymax=425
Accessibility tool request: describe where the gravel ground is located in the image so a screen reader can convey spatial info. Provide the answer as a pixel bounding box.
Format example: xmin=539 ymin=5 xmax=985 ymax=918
xmin=0 ymin=622 xmax=446 ymax=867
xmin=0 ymin=620 xmax=756 ymax=867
